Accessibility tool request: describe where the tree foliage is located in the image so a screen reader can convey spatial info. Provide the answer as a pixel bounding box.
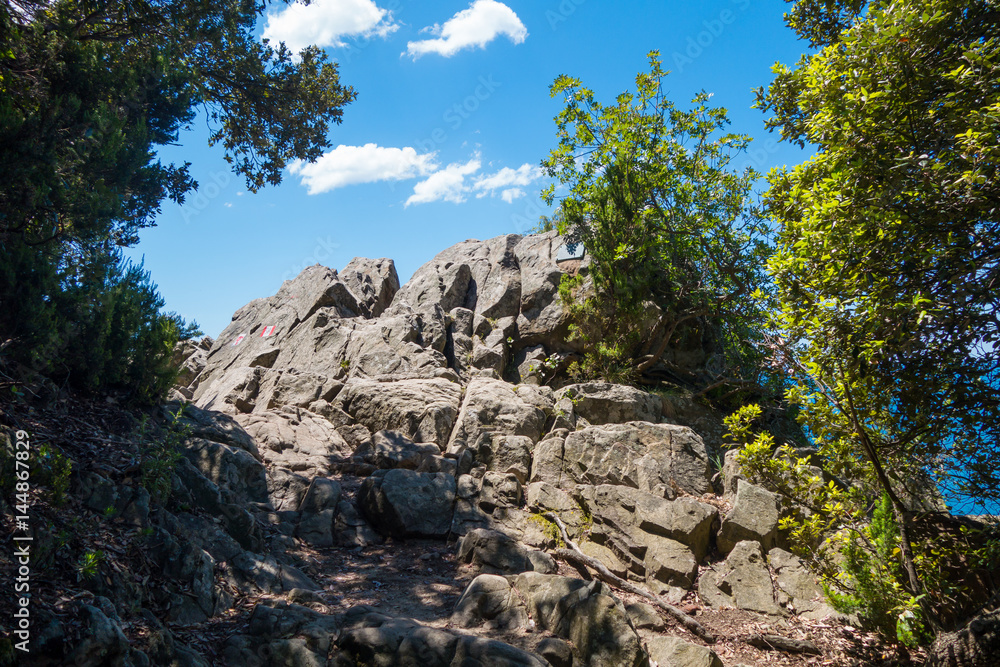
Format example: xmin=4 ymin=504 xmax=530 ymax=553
xmin=757 ymin=0 xmax=1000 ymax=637
xmin=0 ymin=0 xmax=354 ymax=401
xmin=542 ymin=51 xmax=774 ymax=398
xmin=1 ymin=0 xmax=354 ymax=247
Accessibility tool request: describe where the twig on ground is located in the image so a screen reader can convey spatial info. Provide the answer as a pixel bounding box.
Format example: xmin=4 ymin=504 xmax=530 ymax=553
xmin=542 ymin=511 xmax=716 ymax=644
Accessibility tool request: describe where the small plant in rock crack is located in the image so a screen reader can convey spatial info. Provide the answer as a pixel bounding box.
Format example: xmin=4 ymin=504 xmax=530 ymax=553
xmin=76 ymin=549 xmax=105 ymax=581
xmin=136 ymin=410 xmax=187 ymax=505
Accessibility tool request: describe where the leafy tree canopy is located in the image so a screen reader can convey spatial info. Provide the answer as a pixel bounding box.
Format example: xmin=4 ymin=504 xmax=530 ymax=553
xmin=0 ymin=0 xmax=355 ymax=248
xmin=0 ymin=0 xmax=354 ymax=401
xmin=543 ymin=51 xmax=774 ymax=398
xmin=755 ymin=0 xmax=1000 ymax=637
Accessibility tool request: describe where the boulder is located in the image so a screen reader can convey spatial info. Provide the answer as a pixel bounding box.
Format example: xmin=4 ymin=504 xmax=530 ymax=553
xmin=179 ymin=437 xmax=268 ymax=505
xmin=267 ymin=468 xmax=310 ymax=512
xmin=352 ymin=429 xmax=442 ymax=470
xmin=645 ymin=637 xmax=723 ymax=667
xmin=358 ymin=469 xmax=456 ymax=538
xmin=253 ymin=369 xmax=342 ymax=413
xmin=334 ymin=499 xmax=384 ymax=547
xmin=169 ymin=402 xmax=260 ymax=458
xmin=478 ymin=433 xmax=533 ymax=484
xmin=698 ymin=540 xmax=785 ymax=617
xmin=769 ymin=548 xmax=838 ymax=619
xmin=556 ymin=383 xmax=662 ymax=425
xmin=625 ymin=602 xmax=665 ymax=631
xmin=531 ymin=422 xmax=712 ymax=497
xmin=568 ymin=484 xmax=717 ymax=588
xmin=453 ymin=573 xmax=646 ymax=667
xmin=338 ymin=377 xmax=462 ymax=446
xmin=479 ymin=471 xmax=523 ymax=512
xmin=340 ymin=256 xmax=399 ymax=318
xmin=717 ymin=479 xmax=781 ymax=554
xmin=644 ymin=537 xmax=699 ymax=593
xmin=237 ymin=409 xmax=352 ymax=473
xmin=449 ymin=377 xmax=548 ymax=448
xmin=513 ymin=231 xmax=579 ymax=350
xmin=456 ymin=528 xmax=556 ymax=576
xmin=337 ymin=606 xmax=548 ymax=667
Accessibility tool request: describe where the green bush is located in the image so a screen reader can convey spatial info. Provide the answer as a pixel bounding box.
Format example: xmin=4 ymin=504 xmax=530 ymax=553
xmin=0 ymin=241 xmax=199 ymax=404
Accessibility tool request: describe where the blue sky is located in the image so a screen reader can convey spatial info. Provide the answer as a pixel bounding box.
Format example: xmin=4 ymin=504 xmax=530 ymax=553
xmin=130 ymin=0 xmax=813 ymax=338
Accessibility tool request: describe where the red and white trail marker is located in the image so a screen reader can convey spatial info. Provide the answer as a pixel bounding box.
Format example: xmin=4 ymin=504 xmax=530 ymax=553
xmin=261 ymin=325 xmax=276 ymax=338
xmin=232 ymin=334 xmax=246 ymax=347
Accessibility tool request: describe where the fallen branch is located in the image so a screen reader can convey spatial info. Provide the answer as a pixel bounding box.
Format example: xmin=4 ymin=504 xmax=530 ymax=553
xmin=746 ymin=634 xmax=821 ymax=654
xmin=543 ymin=512 xmax=716 ymax=644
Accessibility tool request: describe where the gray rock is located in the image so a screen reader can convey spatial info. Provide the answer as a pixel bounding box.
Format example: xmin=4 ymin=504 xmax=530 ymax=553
xmin=179 ymin=437 xmax=268 ymax=505
xmin=479 ymin=471 xmax=523 ymax=512
xmin=698 ymin=540 xmax=785 ymax=617
xmin=556 ymin=383 xmax=662 ymax=425
xmin=645 ymin=636 xmax=723 ymax=667
xmin=254 ymin=369 xmax=342 ymax=413
xmin=718 ymin=479 xmax=781 ymax=555
xmin=297 ymin=477 xmax=341 ymax=513
xmin=574 ymin=485 xmax=717 ymax=565
xmin=237 ymin=409 xmax=352 ymax=473
xmin=536 ymin=637 xmax=574 ymax=667
xmin=457 ymin=572 xmax=646 ymax=667
xmin=358 ymin=469 xmax=456 ymax=538
xmin=644 ymin=537 xmax=699 ymax=592
xmin=338 ymin=606 xmax=549 ymax=667
xmin=769 ymin=547 xmax=838 ymax=619
xmin=68 ymin=604 xmax=130 ymax=666
xmin=513 ymin=232 xmax=578 ymax=351
xmin=341 ymin=256 xmax=399 ymax=318
xmin=474 ymin=433 xmax=534 ymax=484
xmin=456 ymin=528 xmax=556 ymax=576
xmin=338 ymin=377 xmax=462 ymax=446
xmin=531 ymin=422 xmax=712 ymax=498
xmin=334 ymin=499 xmax=384 ymax=547
xmin=169 ymin=402 xmax=260 ymax=457
xmin=353 ymin=429 xmax=442 ymax=470
xmin=450 ymin=377 xmax=548 ymax=448
xmin=452 ymin=574 xmax=523 ymax=629
xmin=625 ymin=602 xmax=664 ymax=631
xmin=267 ymin=467 xmax=310 ymax=512
xmin=224 ymin=600 xmax=341 ymax=667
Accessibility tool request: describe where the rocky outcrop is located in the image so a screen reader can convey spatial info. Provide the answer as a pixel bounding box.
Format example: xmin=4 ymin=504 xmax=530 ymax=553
xmin=153 ymin=231 xmax=853 ymax=667
xmin=358 ymin=469 xmax=457 ymax=538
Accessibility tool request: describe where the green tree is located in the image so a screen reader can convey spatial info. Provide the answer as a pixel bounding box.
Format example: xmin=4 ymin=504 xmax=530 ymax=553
xmin=0 ymin=0 xmax=354 ymax=400
xmin=1 ymin=0 xmax=354 ymax=248
xmin=542 ymin=51 xmax=774 ymax=397
xmin=757 ymin=0 xmax=1000 ymax=635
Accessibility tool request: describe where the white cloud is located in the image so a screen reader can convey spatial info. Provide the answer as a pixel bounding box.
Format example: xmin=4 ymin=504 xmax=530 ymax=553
xmin=288 ymin=143 xmax=437 ymax=194
xmin=263 ymin=0 xmax=398 ymax=54
xmin=406 ymin=0 xmax=527 ymax=58
xmin=500 ymin=188 xmax=524 ymax=203
xmin=406 ymin=157 xmax=482 ymax=206
xmin=472 ymin=163 xmax=542 ymax=198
